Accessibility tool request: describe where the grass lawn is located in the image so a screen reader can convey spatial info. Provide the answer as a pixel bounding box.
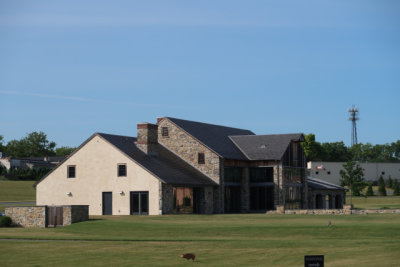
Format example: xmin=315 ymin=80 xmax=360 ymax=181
xmin=1 ymin=214 xmax=399 ymax=266
xmin=0 ymin=180 xmax=36 ymax=202
xmin=351 ymin=196 xmax=400 ymax=209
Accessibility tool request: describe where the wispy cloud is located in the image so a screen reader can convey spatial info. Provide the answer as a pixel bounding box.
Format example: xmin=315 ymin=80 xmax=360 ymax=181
xmin=0 ymin=89 xmax=174 ymax=108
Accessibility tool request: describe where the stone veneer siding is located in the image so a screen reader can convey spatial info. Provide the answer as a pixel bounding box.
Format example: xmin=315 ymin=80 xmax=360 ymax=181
xmin=63 ymin=205 xmax=89 ymax=226
xmin=5 ymin=205 xmax=89 ymax=228
xmin=5 ymin=206 xmax=47 ymax=228
xmin=157 ymin=118 xmax=221 ymax=184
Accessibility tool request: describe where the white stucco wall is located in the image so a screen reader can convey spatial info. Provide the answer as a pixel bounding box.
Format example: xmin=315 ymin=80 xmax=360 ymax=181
xmin=37 ymin=135 xmax=161 ymax=215
xmin=308 ymin=161 xmax=400 ymax=185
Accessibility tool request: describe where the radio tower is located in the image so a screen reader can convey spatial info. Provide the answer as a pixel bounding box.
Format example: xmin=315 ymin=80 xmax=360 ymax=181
xmin=348 ymin=105 xmax=359 ymax=146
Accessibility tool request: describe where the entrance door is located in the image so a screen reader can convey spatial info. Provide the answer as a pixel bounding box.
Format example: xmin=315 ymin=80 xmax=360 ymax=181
xmin=102 ymin=192 xmax=112 ymax=215
xmin=193 ymin=187 xmax=202 ymax=214
xmin=47 ymin=206 xmax=63 ymax=227
xmin=130 ymin=191 xmax=149 ymax=215
xmin=224 ymin=186 xmax=241 ymax=213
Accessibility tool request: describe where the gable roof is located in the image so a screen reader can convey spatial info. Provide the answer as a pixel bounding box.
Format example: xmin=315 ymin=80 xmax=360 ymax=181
xmin=229 ymin=133 xmax=304 ymax=161
xmin=166 ymin=117 xmax=254 ymax=160
xmin=36 ymin=133 xmax=216 ymax=187
xmin=98 ymin=133 xmax=217 ymax=186
xmin=307 ymin=177 xmax=346 ymax=191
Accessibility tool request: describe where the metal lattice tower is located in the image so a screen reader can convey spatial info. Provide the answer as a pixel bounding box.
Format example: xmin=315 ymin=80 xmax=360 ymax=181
xmin=348 ymin=105 xmax=359 ymax=146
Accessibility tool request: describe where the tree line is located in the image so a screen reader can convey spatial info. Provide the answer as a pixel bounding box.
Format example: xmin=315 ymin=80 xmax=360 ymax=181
xmin=0 ymin=132 xmax=75 ymax=158
xmin=302 ymin=134 xmax=400 ymax=162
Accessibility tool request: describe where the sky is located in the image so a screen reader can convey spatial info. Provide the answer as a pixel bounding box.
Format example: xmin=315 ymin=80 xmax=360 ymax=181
xmin=1 ymin=0 xmax=399 ymax=148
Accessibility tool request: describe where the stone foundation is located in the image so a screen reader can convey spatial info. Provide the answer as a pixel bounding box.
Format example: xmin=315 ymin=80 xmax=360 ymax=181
xmin=5 ymin=205 xmax=89 ymax=228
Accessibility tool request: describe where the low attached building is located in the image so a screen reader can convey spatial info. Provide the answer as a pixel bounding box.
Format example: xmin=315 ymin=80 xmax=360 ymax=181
xmin=36 ymin=117 xmax=345 ymax=215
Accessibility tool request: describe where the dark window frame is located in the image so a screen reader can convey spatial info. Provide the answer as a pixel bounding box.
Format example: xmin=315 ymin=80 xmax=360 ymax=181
xmin=67 ymin=165 xmax=76 ymax=178
xmin=198 ymin=153 xmax=205 ymax=164
xmin=118 ymin=164 xmax=127 ymax=177
xmin=161 ymin=127 xmax=169 ymax=137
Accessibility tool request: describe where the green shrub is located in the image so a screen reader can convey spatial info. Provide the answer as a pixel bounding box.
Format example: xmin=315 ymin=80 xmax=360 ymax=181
xmin=366 ymin=183 xmax=374 ymax=196
xmin=378 ymin=175 xmax=387 ymax=196
xmin=387 ymin=176 xmax=393 ymax=188
xmin=393 ymin=179 xmax=399 ymax=196
xmin=0 ymin=216 xmax=12 ymax=227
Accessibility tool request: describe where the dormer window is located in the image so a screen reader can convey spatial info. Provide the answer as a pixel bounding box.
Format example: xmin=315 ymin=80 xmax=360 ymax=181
xmin=161 ymin=127 xmax=169 ymax=137
xmin=198 ymin=153 xmax=205 ymax=164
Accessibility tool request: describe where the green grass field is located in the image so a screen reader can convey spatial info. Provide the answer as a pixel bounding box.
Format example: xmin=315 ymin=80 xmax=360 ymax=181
xmin=0 ymin=214 xmax=399 ymax=266
xmin=0 ymin=180 xmax=36 ymax=202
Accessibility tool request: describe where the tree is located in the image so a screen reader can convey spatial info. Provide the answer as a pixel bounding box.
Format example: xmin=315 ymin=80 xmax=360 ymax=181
xmin=301 ymin=134 xmax=322 ymax=161
xmin=378 ymin=175 xmax=387 ymax=196
xmin=0 ymin=135 xmax=4 ymax=152
xmin=5 ymin=131 xmax=56 ymax=157
xmin=340 ymin=160 xmax=366 ymax=205
xmin=320 ymin=142 xmax=352 ymax=162
xmin=387 ymin=176 xmax=393 ymax=188
xmin=393 ymin=179 xmax=400 ymax=196
xmin=55 ymin=146 xmax=75 ymax=156
xmin=366 ymin=183 xmax=374 ymax=196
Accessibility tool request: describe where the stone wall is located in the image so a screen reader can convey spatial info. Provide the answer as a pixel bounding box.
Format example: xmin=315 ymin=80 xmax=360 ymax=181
xmin=267 ymin=207 xmax=400 ymax=215
xmin=5 ymin=206 xmax=47 ymax=227
xmin=157 ymin=118 xmax=221 ymax=184
xmin=63 ymin=205 xmax=89 ymax=226
xmin=5 ymin=205 xmax=89 ymax=228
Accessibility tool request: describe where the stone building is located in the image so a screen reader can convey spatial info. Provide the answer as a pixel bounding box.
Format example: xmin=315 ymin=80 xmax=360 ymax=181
xmin=36 ymin=117 xmax=345 ymax=215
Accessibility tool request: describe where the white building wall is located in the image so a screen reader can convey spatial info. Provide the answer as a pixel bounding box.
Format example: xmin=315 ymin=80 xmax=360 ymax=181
xmin=308 ymin=161 xmax=400 ymax=185
xmin=37 ymin=135 xmax=161 ymax=215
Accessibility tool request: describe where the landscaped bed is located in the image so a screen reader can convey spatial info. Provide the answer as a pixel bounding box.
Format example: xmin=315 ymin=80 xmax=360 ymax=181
xmin=1 ymin=214 xmax=399 ymax=266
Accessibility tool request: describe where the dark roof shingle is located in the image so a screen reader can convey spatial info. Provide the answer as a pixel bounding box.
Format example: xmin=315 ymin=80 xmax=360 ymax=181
xmin=98 ymin=133 xmax=217 ymax=186
xmin=166 ymin=117 xmax=254 ymax=160
xmin=307 ymin=177 xmax=346 ymax=191
xmin=229 ymin=133 xmax=304 ymax=160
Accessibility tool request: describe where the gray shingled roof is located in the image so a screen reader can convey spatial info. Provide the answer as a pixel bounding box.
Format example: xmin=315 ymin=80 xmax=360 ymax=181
xmin=98 ymin=133 xmax=217 ymax=186
xmin=229 ymin=134 xmax=304 ymax=160
xmin=166 ymin=117 xmax=254 ymax=160
xmin=307 ymin=177 xmax=346 ymax=191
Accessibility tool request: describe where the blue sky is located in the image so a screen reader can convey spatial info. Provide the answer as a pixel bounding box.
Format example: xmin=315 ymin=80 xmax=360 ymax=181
xmin=1 ymin=0 xmax=399 ymax=148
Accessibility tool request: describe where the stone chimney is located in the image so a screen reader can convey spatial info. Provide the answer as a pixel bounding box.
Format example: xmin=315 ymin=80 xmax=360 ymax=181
xmin=137 ymin=122 xmax=158 ymax=155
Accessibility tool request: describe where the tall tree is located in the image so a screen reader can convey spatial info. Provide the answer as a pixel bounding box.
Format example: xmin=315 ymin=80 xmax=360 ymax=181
xmin=6 ymin=132 xmax=56 ymax=157
xmin=340 ymin=160 xmax=366 ymax=205
xmin=55 ymin=146 xmax=75 ymax=156
xmin=378 ymin=175 xmax=387 ymax=196
xmin=301 ymin=134 xmax=322 ymax=161
xmin=387 ymin=176 xmax=393 ymax=188
xmin=393 ymin=179 xmax=400 ymax=196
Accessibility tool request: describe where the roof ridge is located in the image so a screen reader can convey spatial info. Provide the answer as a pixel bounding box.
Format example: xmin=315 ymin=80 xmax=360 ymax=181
xmin=166 ymin=117 xmax=253 ymax=132
xmin=96 ymin=132 xmax=137 ymax=139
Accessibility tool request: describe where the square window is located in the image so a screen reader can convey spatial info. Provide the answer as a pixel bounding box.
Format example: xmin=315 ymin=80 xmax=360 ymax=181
xmin=315 ymin=171 xmax=319 ymax=175
xmin=327 ymin=171 xmax=331 ymax=175
xmin=198 ymin=153 xmax=205 ymax=164
xmin=118 ymin=164 xmax=127 ymax=177
xmin=67 ymin=166 xmax=76 ymax=178
xmin=161 ymin=127 xmax=169 ymax=137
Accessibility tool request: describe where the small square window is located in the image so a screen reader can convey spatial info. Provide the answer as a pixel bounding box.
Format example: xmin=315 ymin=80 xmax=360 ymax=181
xmin=198 ymin=153 xmax=205 ymax=164
xmin=118 ymin=164 xmax=127 ymax=177
xmin=315 ymin=171 xmax=319 ymax=175
xmin=67 ymin=166 xmax=76 ymax=178
xmin=161 ymin=127 xmax=169 ymax=137
xmin=327 ymin=171 xmax=331 ymax=175
xmin=381 ymin=171 xmax=385 ymax=175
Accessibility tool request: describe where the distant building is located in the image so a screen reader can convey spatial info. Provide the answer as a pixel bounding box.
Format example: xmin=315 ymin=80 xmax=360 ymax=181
xmin=0 ymin=156 xmax=64 ymax=171
xmin=308 ymin=161 xmax=400 ymax=185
